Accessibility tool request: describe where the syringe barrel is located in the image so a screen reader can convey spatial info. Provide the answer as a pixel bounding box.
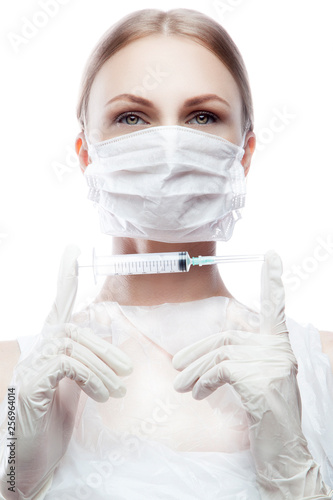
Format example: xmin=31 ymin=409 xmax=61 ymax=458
xmin=93 ymin=251 xmax=189 ymax=277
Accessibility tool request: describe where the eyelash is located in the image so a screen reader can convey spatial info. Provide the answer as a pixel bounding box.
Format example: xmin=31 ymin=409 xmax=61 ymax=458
xmin=114 ymin=110 xmax=219 ymax=125
xmin=188 ymin=111 xmax=219 ymax=125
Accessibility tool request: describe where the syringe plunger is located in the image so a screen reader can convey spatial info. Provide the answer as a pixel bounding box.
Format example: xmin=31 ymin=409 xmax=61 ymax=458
xmin=78 ymin=249 xmax=264 ymax=283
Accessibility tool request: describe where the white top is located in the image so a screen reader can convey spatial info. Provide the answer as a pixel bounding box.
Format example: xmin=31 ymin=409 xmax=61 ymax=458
xmin=16 ymin=296 xmax=333 ymax=499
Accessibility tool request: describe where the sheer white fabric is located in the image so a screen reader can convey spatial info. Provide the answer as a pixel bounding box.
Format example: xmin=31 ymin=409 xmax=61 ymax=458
xmin=15 ymin=296 xmax=333 ymax=499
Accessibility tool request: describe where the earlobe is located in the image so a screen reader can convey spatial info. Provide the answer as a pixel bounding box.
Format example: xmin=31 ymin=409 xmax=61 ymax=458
xmin=243 ymin=163 xmax=250 ymax=177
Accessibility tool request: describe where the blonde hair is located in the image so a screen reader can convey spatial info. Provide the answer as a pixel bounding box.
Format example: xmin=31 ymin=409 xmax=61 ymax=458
xmin=76 ymin=8 xmax=254 ymax=133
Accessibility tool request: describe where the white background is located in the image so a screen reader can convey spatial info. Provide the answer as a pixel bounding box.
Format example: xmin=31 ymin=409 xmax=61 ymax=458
xmin=1 ymin=0 xmax=332 ymax=341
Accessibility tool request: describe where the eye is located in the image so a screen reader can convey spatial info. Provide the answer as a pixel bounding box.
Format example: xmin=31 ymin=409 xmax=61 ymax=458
xmin=116 ymin=112 xmax=147 ymax=125
xmin=187 ymin=111 xmax=218 ymax=125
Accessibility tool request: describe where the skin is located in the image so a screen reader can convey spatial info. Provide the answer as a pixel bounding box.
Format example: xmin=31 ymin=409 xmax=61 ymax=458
xmin=75 ymin=34 xmax=256 ymax=306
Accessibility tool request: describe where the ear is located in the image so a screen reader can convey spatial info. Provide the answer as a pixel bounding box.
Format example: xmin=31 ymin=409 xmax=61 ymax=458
xmin=241 ymin=131 xmax=256 ymax=177
xmin=75 ymin=131 xmax=91 ymax=174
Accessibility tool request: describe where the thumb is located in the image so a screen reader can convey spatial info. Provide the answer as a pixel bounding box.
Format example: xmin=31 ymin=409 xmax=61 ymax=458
xmin=45 ymin=244 xmax=81 ymax=325
xmin=260 ymin=250 xmax=288 ymax=335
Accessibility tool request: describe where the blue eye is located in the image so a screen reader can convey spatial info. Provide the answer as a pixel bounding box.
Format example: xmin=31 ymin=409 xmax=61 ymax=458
xmin=188 ymin=112 xmax=218 ymax=125
xmin=116 ymin=113 xmax=146 ymax=125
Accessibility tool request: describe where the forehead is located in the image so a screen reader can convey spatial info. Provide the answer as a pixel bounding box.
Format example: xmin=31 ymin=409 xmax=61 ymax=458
xmin=88 ymin=34 xmax=242 ymax=113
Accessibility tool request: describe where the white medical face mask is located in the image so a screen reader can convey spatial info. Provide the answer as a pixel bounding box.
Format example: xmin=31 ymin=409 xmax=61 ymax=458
xmin=83 ymin=125 xmax=246 ymax=243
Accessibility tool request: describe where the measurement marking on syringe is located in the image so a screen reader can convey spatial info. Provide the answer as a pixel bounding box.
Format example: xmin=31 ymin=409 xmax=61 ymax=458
xmin=82 ymin=250 xmax=265 ymax=280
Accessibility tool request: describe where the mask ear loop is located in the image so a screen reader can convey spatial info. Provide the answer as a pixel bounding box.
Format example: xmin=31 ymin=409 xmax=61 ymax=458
xmin=82 ymin=110 xmax=95 ymax=169
xmin=240 ymin=129 xmax=247 ymax=149
xmin=82 ymin=109 xmax=91 ymax=147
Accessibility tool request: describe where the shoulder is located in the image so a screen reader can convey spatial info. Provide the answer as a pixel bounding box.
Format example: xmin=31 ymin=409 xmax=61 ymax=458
xmin=0 ymin=341 xmax=21 ymax=402
xmin=318 ymin=330 xmax=333 ymax=374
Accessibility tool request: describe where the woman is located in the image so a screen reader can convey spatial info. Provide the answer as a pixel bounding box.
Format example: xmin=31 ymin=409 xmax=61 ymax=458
xmin=1 ymin=8 xmax=333 ymax=499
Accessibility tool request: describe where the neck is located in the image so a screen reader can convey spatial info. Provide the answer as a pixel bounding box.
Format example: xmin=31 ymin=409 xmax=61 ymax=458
xmin=94 ymin=237 xmax=233 ymax=306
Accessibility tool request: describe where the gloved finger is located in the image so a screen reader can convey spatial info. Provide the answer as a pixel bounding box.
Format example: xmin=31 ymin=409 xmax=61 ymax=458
xmin=173 ymin=347 xmax=229 ymax=393
xmin=54 ymin=324 xmax=133 ymax=376
xmin=41 ymin=337 xmax=130 ymax=398
xmin=173 ymin=341 xmax=281 ymax=394
xmin=45 ymin=244 xmax=81 ymax=326
xmin=172 ymin=329 xmax=272 ymax=371
xmin=191 ymin=362 xmax=234 ymax=400
xmin=44 ymin=355 xmax=126 ymax=403
xmin=260 ymin=250 xmax=288 ymax=335
xmin=190 ymin=357 xmax=259 ymax=401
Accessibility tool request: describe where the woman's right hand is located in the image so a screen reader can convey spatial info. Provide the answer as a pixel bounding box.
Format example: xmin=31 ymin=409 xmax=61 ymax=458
xmin=0 ymin=245 xmax=133 ymax=500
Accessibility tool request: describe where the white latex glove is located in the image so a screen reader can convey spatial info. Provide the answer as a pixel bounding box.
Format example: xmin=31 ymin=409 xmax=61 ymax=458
xmin=0 ymin=245 xmax=133 ymax=500
xmin=172 ymin=250 xmax=333 ymax=500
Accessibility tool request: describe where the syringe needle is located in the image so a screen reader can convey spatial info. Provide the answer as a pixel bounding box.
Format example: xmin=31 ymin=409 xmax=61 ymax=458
xmin=191 ymin=254 xmax=264 ymax=267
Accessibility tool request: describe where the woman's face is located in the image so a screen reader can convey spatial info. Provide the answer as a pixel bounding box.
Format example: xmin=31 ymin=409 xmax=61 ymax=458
xmin=77 ymin=34 xmax=255 ymax=172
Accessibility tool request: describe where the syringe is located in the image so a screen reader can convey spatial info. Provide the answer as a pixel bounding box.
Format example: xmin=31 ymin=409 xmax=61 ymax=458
xmin=78 ymin=249 xmax=264 ymax=283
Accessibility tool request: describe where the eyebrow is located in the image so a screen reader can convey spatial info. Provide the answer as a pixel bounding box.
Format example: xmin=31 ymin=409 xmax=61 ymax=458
xmin=104 ymin=93 xmax=230 ymax=109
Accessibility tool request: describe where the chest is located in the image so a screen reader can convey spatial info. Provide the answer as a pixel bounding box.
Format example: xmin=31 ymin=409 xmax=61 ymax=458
xmin=96 ymin=333 xmax=251 ymax=453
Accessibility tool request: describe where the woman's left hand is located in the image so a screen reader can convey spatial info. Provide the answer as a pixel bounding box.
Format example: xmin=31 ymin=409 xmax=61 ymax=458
xmin=172 ymin=250 xmax=333 ymax=500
